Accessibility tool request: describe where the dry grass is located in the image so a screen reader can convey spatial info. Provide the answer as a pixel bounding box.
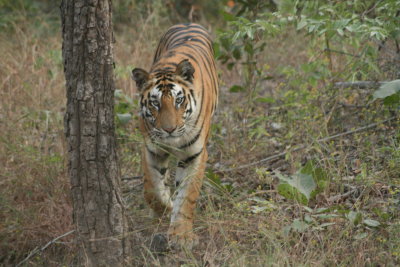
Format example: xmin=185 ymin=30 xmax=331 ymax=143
xmin=0 ymin=16 xmax=73 ymax=265
xmin=1 ymin=3 xmax=399 ymax=266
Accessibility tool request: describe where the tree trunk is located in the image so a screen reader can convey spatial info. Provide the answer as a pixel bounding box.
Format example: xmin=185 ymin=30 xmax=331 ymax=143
xmin=61 ymin=0 xmax=129 ymax=265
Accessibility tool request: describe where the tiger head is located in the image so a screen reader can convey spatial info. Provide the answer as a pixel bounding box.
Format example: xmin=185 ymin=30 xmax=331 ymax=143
xmin=132 ymin=59 xmax=196 ymax=141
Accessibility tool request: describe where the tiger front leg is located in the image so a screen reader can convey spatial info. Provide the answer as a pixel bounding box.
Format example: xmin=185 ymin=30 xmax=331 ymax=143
xmin=142 ymin=147 xmax=173 ymax=217
xmin=168 ymin=149 xmax=207 ymax=249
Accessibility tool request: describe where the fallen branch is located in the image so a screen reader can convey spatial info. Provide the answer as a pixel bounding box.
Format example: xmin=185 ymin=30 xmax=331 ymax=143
xmin=221 ymin=116 xmax=397 ymax=172
xmin=334 ymin=81 xmax=388 ymax=89
xmin=16 ymin=230 xmax=75 ymax=267
xmin=221 ymin=147 xmax=304 ymax=173
xmin=327 ymin=188 xmax=359 ymax=203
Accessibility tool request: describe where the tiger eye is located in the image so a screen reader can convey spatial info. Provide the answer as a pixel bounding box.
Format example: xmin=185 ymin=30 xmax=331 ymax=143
xmin=176 ymin=96 xmax=184 ymax=105
xmin=150 ymin=100 xmax=160 ymax=109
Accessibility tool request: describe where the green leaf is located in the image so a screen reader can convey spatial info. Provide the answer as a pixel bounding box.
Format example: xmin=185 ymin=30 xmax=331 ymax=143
xmin=244 ymin=43 xmax=254 ymax=56
xmin=232 ymin=31 xmax=241 ymax=42
xmin=291 ymin=219 xmax=309 ymax=233
xmin=312 ymin=213 xmax=339 ymax=219
xmin=277 ymin=183 xmax=307 ymax=205
xmin=297 ymin=18 xmax=308 ymax=30
xmin=318 ymin=222 xmax=336 ymax=228
xmin=246 ymin=27 xmax=254 ymax=39
xmin=213 ymin=42 xmax=220 ymax=58
xmin=373 ymin=208 xmax=391 ymax=221
xmin=220 ymin=37 xmax=232 ymax=51
xmin=276 ymin=171 xmax=316 ymax=205
xmin=304 ymin=214 xmax=313 ymax=223
xmin=300 ymin=160 xmax=328 ymax=197
xmin=115 ymin=102 xmax=131 ymax=114
xmin=229 ymin=85 xmax=245 ymax=93
xmin=347 ymin=211 xmax=362 ymax=226
xmin=205 ymin=169 xmax=233 ymax=194
xmin=383 ymin=93 xmax=400 ymax=105
xmin=232 ymin=47 xmax=241 ymax=60
xmin=250 ymin=206 xmax=268 ymax=214
xmin=354 ymin=232 xmax=368 ymax=240
xmin=303 ymin=206 xmax=313 ymax=213
xmin=227 ymin=62 xmax=235 ymax=70
xmin=373 ymin=80 xmax=400 ymax=99
xmin=206 ymin=169 xmax=221 ymax=185
xmin=363 ymin=219 xmax=381 ymax=228
xmin=315 ymin=207 xmax=330 ymax=213
xmin=221 ymin=11 xmax=236 ymax=22
xmin=116 ymin=113 xmax=132 ymax=125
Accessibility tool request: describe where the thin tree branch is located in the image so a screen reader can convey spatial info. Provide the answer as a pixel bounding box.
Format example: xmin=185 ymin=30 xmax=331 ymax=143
xmin=16 ymin=230 xmax=75 ymax=267
xmin=221 ymin=117 xmax=397 ymax=172
xmin=334 ymin=81 xmax=388 ymax=89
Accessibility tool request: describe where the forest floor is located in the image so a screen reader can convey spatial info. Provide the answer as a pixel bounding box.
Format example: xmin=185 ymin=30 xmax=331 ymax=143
xmin=1 ymin=4 xmax=399 ymax=267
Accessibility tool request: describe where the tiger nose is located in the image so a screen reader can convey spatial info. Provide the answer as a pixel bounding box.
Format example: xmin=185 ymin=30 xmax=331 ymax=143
xmin=163 ymin=126 xmax=176 ymax=133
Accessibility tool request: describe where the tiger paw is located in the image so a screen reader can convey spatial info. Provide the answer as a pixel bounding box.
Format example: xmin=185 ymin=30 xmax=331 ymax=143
xmin=168 ymin=228 xmax=199 ymax=250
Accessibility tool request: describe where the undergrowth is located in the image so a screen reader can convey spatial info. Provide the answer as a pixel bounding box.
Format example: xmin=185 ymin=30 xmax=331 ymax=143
xmin=0 ymin=0 xmax=399 ymax=266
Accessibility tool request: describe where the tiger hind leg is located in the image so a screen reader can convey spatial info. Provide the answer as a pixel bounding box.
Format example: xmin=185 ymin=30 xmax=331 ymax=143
xmin=168 ymin=149 xmax=207 ymax=249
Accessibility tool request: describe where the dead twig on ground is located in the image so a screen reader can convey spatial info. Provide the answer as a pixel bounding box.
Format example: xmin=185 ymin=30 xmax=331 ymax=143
xmin=334 ymin=81 xmax=388 ymax=89
xmin=327 ymin=188 xmax=360 ymax=204
xmin=16 ymin=230 xmax=75 ymax=267
xmin=237 ymin=190 xmax=276 ymax=202
xmin=221 ymin=116 xmax=397 ymax=172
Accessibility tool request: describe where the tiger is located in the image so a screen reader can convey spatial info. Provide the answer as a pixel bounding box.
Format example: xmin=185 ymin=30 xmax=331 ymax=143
xmin=131 ymin=23 xmax=218 ymax=249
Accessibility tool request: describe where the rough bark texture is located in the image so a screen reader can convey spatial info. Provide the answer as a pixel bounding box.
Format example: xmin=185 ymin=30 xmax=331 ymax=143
xmin=61 ymin=0 xmax=129 ymax=265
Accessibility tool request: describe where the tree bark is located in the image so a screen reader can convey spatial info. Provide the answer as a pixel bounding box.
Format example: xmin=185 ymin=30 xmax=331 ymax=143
xmin=61 ymin=0 xmax=129 ymax=265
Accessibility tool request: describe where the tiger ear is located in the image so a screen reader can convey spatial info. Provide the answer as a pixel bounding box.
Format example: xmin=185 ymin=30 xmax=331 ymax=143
xmin=175 ymin=59 xmax=195 ymax=82
xmin=131 ymin=68 xmax=149 ymax=91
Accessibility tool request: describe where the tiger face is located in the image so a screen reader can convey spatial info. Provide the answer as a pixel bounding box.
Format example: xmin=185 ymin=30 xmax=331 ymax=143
xmin=132 ymin=59 xmax=196 ymax=141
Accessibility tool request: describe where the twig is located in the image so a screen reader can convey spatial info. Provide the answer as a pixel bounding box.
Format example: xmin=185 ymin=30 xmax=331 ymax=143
xmin=237 ymin=190 xmax=276 ymax=202
xmin=327 ymin=188 xmax=359 ymax=203
xmin=121 ymin=175 xmax=142 ymax=181
xmin=334 ymin=81 xmax=388 ymax=89
xmin=220 ymin=146 xmax=306 ymax=172
xmin=221 ymin=116 xmax=397 ymax=172
xmin=16 ymin=230 xmax=75 ymax=267
xmin=317 ymin=117 xmax=396 ymax=143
